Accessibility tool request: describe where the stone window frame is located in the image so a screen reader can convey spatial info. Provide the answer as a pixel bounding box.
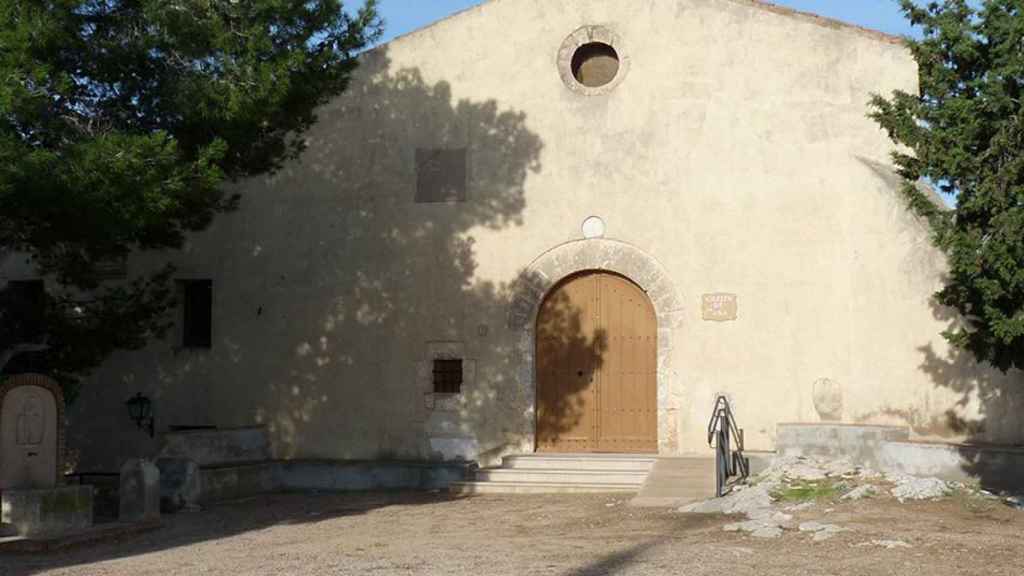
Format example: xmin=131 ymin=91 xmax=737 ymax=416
xmin=0 ymin=373 xmax=66 ymax=486
xmin=557 ymin=25 xmax=631 ymax=96
xmin=419 ymin=341 xmax=476 ymax=412
xmin=506 ymin=239 xmax=684 ymax=453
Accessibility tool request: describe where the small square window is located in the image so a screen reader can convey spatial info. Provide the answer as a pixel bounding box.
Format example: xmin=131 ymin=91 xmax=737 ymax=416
xmin=179 ymin=280 xmax=212 ymax=349
xmin=415 ymin=148 xmax=467 ymax=203
xmin=432 ymin=358 xmax=463 ymax=394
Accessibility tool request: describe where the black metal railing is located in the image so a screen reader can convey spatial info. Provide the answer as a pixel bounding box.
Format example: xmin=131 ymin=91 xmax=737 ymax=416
xmin=707 ymin=394 xmax=750 ymax=497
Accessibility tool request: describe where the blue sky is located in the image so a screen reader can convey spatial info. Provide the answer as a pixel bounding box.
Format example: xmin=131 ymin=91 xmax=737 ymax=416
xmin=372 ymin=1 xmax=920 ymax=44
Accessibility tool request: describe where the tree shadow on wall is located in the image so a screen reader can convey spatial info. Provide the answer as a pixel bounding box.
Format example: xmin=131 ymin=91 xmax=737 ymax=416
xmin=918 ymin=297 xmax=1024 ymax=491
xmin=71 ymin=45 xmax=597 ymax=479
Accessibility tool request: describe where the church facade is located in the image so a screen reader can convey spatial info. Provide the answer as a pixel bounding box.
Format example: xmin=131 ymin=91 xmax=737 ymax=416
xmin=11 ymin=0 xmax=1022 ymax=470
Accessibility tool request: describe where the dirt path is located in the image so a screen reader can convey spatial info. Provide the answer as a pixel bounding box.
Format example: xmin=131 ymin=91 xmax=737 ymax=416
xmin=2 ymin=491 xmax=1022 ymax=576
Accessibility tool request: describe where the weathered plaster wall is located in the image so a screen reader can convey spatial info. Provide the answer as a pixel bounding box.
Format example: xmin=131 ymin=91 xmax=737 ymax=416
xmin=6 ymin=0 xmax=1021 ymax=470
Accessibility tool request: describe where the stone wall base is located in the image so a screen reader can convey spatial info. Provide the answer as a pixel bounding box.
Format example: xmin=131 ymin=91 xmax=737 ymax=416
xmin=1 ymin=485 xmax=93 ymax=537
xmin=776 ymin=423 xmax=1024 ymax=490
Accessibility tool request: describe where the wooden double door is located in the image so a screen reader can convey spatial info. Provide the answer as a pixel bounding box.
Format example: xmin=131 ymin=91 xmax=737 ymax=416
xmin=536 ymin=271 xmax=657 ymax=454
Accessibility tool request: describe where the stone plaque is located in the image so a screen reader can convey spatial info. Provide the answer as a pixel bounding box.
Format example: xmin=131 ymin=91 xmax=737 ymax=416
xmin=702 ymin=293 xmax=738 ymax=322
xmin=0 ymin=375 xmax=64 ymax=491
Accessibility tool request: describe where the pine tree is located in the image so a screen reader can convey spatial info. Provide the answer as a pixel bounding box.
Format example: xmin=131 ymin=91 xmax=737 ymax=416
xmin=871 ymin=0 xmax=1024 ymax=372
xmin=0 ymin=1 xmax=381 ymax=392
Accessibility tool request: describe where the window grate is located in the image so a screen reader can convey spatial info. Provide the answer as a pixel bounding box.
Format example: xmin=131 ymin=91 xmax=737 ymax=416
xmin=432 ymin=358 xmax=463 ymax=394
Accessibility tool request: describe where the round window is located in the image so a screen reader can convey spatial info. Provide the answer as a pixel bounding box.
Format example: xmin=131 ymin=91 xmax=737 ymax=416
xmin=558 ymin=26 xmax=628 ymax=95
xmin=571 ymin=42 xmax=620 ymax=88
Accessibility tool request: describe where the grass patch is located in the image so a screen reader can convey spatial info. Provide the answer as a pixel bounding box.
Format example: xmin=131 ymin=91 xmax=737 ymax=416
xmin=947 ymin=484 xmax=998 ymax=514
xmin=772 ymin=479 xmax=845 ymax=503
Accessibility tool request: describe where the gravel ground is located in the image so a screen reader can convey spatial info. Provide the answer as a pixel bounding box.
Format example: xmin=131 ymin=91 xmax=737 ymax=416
xmin=2 ymin=491 xmax=1023 ymax=576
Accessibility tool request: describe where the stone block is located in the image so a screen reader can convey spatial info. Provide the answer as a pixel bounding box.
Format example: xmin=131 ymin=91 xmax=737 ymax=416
xmin=1 ymin=485 xmax=93 ymax=536
xmin=156 ymin=458 xmax=201 ymax=512
xmin=119 ymin=459 xmax=160 ymax=523
xmin=776 ymin=423 xmax=910 ymax=467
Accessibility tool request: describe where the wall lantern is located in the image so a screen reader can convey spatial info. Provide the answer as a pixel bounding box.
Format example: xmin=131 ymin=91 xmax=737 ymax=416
xmin=125 ymin=393 xmax=154 ymax=438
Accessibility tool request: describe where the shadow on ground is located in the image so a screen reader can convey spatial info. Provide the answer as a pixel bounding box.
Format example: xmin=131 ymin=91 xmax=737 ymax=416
xmin=1 ymin=491 xmax=469 ymax=576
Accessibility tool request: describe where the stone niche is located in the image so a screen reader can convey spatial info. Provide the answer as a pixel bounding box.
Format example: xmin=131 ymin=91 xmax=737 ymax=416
xmin=0 ymin=374 xmax=94 ymax=537
xmin=1 ymin=374 xmax=64 ymax=491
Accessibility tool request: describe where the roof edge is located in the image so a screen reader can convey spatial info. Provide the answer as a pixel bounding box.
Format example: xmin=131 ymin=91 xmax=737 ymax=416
xmin=370 ymin=0 xmax=907 ymax=53
xmin=739 ymin=0 xmax=906 ymax=46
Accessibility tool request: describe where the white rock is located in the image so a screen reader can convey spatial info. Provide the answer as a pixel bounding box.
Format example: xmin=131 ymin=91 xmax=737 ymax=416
xmin=798 ymin=521 xmax=845 ymax=538
xmin=784 ymin=463 xmax=828 ymax=481
xmin=798 ymin=521 xmax=828 ymax=532
xmin=751 ymin=526 xmax=783 ymax=539
xmin=679 ymin=498 xmax=725 ymax=514
xmin=721 ymin=485 xmax=774 ymax=516
xmin=841 ymin=485 xmax=877 ymax=501
xmin=870 ymin=539 xmax=912 ymax=549
xmin=890 ymin=476 xmax=949 ymax=502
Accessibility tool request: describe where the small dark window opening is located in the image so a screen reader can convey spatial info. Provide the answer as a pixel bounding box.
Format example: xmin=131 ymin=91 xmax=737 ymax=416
xmin=415 ymin=148 xmax=467 ymax=203
xmin=180 ymin=280 xmax=212 ymax=349
xmin=3 ymin=280 xmax=46 ymax=343
xmin=571 ymin=42 xmax=620 ymax=88
xmin=432 ymin=358 xmax=463 ymax=394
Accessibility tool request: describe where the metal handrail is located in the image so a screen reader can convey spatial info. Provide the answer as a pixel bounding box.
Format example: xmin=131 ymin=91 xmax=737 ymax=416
xmin=707 ymin=395 xmax=750 ymax=497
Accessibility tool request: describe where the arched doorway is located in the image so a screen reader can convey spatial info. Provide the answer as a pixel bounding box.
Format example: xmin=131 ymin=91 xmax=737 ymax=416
xmin=535 ymin=271 xmax=657 ymax=453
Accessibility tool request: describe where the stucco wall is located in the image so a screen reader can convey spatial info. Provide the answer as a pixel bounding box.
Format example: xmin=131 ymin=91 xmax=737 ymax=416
xmin=7 ymin=0 xmax=1022 ymax=470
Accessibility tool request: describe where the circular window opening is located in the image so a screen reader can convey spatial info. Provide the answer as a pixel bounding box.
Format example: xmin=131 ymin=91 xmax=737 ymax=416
xmin=571 ymin=42 xmax=620 ymax=88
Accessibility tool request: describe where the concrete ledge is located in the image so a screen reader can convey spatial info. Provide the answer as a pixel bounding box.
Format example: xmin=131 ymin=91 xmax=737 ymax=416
xmin=1 ymin=486 xmax=93 ymax=537
xmin=775 ymin=423 xmax=1024 ymax=489
xmin=878 ymin=442 xmax=1024 ymax=489
xmin=196 ymin=460 xmax=473 ymax=504
xmin=776 ymin=423 xmax=910 ymax=467
xmin=159 ymin=426 xmax=270 ymax=467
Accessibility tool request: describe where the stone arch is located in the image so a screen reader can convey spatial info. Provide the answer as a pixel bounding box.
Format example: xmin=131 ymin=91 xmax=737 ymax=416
xmin=507 ymin=239 xmax=684 ymax=453
xmin=0 ymin=373 xmax=67 ymax=485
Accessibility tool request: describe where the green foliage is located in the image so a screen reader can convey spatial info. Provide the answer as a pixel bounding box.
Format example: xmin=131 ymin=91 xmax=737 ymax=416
xmin=771 ymin=479 xmax=845 ymax=503
xmin=871 ymin=0 xmax=1024 ymax=372
xmin=0 ymin=1 xmax=381 ymax=386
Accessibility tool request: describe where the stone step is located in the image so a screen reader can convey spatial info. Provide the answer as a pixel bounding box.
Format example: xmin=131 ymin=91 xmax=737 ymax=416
xmin=474 ymin=468 xmax=650 ymax=485
xmin=630 ymin=457 xmax=717 ymax=507
xmin=501 ymin=454 xmax=658 ymax=472
xmin=449 ymin=481 xmax=640 ymax=495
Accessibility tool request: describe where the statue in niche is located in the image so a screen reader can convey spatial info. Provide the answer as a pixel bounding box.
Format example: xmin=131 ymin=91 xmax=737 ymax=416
xmin=15 ymin=393 xmax=45 ymax=447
